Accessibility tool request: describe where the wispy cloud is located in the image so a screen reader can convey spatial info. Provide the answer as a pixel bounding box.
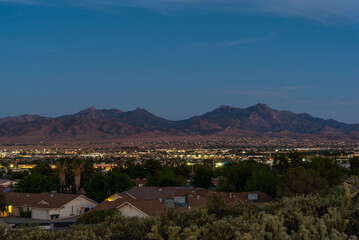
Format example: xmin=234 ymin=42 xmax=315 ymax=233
xmin=332 ymin=100 xmax=359 ymax=106
xmin=276 ymin=86 xmax=309 ymax=90
xmin=221 ymin=36 xmax=270 ymax=47
xmin=225 ymin=89 xmax=288 ymax=98
xmin=221 ymin=31 xmax=279 ymax=47
xmin=0 ymin=0 xmax=358 ymax=24
xmin=0 ymin=38 xmax=18 ymax=46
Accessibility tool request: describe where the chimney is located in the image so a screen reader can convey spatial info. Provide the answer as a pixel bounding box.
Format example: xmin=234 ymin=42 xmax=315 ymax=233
xmin=230 ymin=192 xmax=232 ymax=199
xmin=197 ymin=195 xmax=200 ymax=199
xmin=159 ymin=198 xmax=162 ymax=203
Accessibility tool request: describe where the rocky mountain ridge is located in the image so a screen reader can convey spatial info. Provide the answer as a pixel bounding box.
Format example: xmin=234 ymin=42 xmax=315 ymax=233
xmin=0 ymin=104 xmax=358 ymax=143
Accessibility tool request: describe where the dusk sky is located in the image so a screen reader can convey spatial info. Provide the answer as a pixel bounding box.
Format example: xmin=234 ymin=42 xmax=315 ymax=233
xmin=0 ymin=0 xmax=358 ymax=123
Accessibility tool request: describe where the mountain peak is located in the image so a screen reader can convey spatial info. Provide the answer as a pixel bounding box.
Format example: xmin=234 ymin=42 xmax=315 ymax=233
xmin=218 ymin=105 xmax=235 ymax=109
xmin=78 ymin=106 xmax=96 ymax=113
xmin=247 ymin=103 xmax=272 ymax=112
xmin=253 ymin=103 xmax=270 ymax=108
xmin=0 ymin=104 xmax=358 ymax=143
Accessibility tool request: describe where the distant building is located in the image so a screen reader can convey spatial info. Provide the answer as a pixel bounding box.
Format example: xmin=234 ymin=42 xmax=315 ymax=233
xmin=0 ymin=179 xmax=18 ymax=193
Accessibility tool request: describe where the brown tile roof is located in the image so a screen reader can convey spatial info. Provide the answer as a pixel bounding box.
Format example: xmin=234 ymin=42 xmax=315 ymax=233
xmin=116 ymin=192 xmax=132 ymax=199
xmin=93 ymin=198 xmax=164 ymax=217
xmin=124 ymin=187 xmax=271 ymax=203
xmin=124 ymin=186 xmax=209 ymax=200
xmin=95 ymin=188 xmax=272 ymax=216
xmin=220 ymin=191 xmax=273 ymax=203
xmin=93 ymin=198 xmax=128 ymax=211
xmin=186 ymin=195 xmax=207 ymax=209
xmin=131 ymin=179 xmax=146 ymax=185
xmin=185 ymin=191 xmax=272 ymax=209
xmin=5 ymin=192 xmax=97 ymax=209
xmin=172 ymin=188 xmax=209 ymax=198
xmin=126 ymin=199 xmax=164 ymax=217
xmin=124 ymin=187 xmax=175 ymax=200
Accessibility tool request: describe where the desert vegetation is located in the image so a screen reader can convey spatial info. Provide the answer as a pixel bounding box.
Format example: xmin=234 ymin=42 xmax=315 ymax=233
xmin=2 ymin=180 xmax=359 ymax=240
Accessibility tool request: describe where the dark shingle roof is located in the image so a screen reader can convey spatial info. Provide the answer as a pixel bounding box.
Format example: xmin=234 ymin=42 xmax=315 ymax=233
xmin=93 ymin=198 xmax=164 ymax=217
xmin=5 ymin=192 xmax=97 ymax=209
xmin=94 ymin=187 xmax=273 ymax=216
xmin=124 ymin=186 xmax=209 ymax=200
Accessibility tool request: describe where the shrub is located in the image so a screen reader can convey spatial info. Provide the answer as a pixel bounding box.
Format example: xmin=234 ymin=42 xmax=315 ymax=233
xmin=76 ymin=208 xmax=117 ymax=224
xmin=20 ymin=211 xmax=32 ymax=218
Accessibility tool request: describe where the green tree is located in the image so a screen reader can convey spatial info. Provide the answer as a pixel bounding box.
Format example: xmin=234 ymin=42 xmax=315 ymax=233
xmin=0 ymin=193 xmax=6 ymax=214
xmin=80 ymin=161 xmax=97 ymax=189
xmin=205 ymin=191 xmax=228 ymax=218
xmin=309 ymin=156 xmax=344 ymax=186
xmin=85 ymin=171 xmax=134 ymax=202
xmin=71 ymin=159 xmax=84 ymax=190
xmin=158 ymin=166 xmax=177 ymax=187
xmin=143 ymin=159 xmax=162 ymax=176
xmin=350 ymin=156 xmax=359 ymax=171
xmin=192 ymin=164 xmax=214 ymax=189
xmin=218 ymin=160 xmax=268 ymax=192
xmin=15 ymin=174 xmax=60 ymax=193
xmin=56 ymin=158 xmax=68 ymax=187
xmin=106 ymin=171 xmax=135 ymax=196
xmin=173 ymin=163 xmax=191 ymax=179
xmin=245 ymin=169 xmax=278 ymax=198
xmin=124 ymin=160 xmax=147 ymax=179
xmin=146 ymin=166 xmax=185 ymax=187
xmin=76 ymin=209 xmax=117 ymax=224
xmin=159 ymin=167 xmax=185 ymax=187
xmin=277 ymin=167 xmax=328 ymax=198
xmin=288 ymin=151 xmax=305 ymax=168
xmin=10 ymin=171 xmax=29 ymax=180
xmin=31 ymin=162 xmax=54 ymax=176
xmin=84 ymin=173 xmax=107 ymax=202
xmin=272 ymin=155 xmax=290 ymax=174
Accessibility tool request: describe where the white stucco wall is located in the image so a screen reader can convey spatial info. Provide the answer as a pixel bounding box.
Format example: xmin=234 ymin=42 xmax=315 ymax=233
xmin=32 ymin=208 xmax=49 ymax=220
xmin=31 ymin=196 xmax=97 ymax=220
xmin=57 ymin=196 xmax=96 ymax=219
xmin=118 ymin=204 xmax=147 ymax=218
xmin=11 ymin=207 xmax=20 ymax=216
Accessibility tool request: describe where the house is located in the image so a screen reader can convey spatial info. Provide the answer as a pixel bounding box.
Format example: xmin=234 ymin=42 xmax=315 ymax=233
xmin=94 ymin=199 xmax=164 ymax=217
xmin=97 ymin=187 xmax=272 ymax=217
xmin=106 ymin=186 xmax=209 ymax=201
xmin=131 ymin=178 xmax=146 ymax=187
xmin=105 ymin=192 xmax=132 ymax=202
xmin=4 ymin=192 xmax=98 ymax=220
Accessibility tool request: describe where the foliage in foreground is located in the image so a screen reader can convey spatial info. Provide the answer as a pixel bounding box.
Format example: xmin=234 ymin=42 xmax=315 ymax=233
xmin=2 ymin=182 xmax=359 ymax=240
xmin=76 ymin=209 xmax=117 ymax=224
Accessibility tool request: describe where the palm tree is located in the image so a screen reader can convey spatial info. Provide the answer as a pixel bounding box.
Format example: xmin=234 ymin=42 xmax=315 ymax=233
xmin=0 ymin=193 xmax=6 ymax=214
xmin=72 ymin=159 xmax=84 ymax=190
xmin=56 ymin=159 xmax=67 ymax=187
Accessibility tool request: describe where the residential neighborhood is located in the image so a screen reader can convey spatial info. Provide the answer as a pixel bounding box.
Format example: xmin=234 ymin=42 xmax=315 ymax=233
xmin=94 ymin=186 xmax=272 ymax=218
xmin=0 ymin=186 xmax=272 ymax=225
xmin=3 ymin=192 xmax=97 ymax=220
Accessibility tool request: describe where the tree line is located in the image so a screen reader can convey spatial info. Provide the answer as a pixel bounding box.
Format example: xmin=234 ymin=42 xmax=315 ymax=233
xmin=10 ymin=154 xmax=359 ymax=203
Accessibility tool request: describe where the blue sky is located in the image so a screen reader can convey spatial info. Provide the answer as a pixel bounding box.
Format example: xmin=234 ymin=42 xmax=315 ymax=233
xmin=0 ymin=0 xmax=358 ymax=123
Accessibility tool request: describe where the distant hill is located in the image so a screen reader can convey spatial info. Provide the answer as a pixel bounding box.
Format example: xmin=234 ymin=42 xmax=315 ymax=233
xmin=0 ymin=114 xmax=50 ymax=125
xmin=0 ymin=104 xmax=358 ymax=143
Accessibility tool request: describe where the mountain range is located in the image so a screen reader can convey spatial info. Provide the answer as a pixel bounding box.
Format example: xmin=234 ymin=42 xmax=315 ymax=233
xmin=0 ymin=104 xmax=358 ymax=143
